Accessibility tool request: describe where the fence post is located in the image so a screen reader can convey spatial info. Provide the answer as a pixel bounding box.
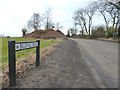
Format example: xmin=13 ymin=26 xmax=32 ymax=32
xmin=8 ymin=40 xmax=16 ymax=87
xmin=36 ymin=40 xmax=40 ymax=67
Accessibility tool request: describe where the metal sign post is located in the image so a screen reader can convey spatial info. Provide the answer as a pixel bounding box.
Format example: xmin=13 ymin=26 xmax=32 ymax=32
xmin=36 ymin=40 xmax=40 ymax=67
xmin=8 ymin=40 xmax=40 ymax=87
xmin=8 ymin=40 xmax=16 ymax=87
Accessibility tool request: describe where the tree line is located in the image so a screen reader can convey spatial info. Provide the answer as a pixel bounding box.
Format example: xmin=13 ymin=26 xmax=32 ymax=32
xmin=67 ymin=0 xmax=120 ymax=39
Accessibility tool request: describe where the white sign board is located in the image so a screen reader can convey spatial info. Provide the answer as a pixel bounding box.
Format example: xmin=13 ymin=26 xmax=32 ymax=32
xmin=15 ymin=42 xmax=38 ymax=51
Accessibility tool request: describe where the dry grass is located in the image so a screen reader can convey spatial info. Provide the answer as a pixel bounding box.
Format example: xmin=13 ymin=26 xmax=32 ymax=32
xmin=2 ymin=40 xmax=63 ymax=88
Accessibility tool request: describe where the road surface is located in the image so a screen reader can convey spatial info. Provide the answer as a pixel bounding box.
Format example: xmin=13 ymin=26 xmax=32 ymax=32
xmin=15 ymin=39 xmax=118 ymax=88
xmin=15 ymin=39 xmax=103 ymax=88
xmin=72 ymin=38 xmax=118 ymax=88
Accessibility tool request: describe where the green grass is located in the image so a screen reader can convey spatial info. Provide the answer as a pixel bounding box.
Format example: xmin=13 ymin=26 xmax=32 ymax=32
xmin=0 ymin=37 xmax=60 ymax=66
xmin=40 ymin=40 xmax=59 ymax=48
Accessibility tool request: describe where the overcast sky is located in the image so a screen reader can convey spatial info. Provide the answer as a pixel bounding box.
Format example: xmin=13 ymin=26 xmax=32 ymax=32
xmin=0 ymin=0 xmax=105 ymax=37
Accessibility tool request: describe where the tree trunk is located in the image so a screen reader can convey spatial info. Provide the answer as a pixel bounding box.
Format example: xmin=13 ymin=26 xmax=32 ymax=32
xmin=100 ymin=11 xmax=109 ymax=29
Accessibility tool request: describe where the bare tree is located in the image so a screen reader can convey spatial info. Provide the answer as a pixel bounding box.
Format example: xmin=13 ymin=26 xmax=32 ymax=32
xmin=107 ymin=1 xmax=120 ymax=10
xmin=55 ymin=22 xmax=63 ymax=30
xmin=86 ymin=3 xmax=97 ymax=34
xmin=101 ymin=1 xmax=119 ymax=28
xmin=100 ymin=0 xmax=120 ymax=10
xmin=74 ymin=4 xmax=96 ymax=35
xmin=69 ymin=28 xmax=76 ymax=36
xmin=80 ymin=30 xmax=84 ymax=35
xmin=93 ymin=1 xmax=120 ymax=29
xmin=27 ymin=13 xmax=43 ymax=32
xmin=74 ymin=12 xmax=85 ymax=34
xmin=66 ymin=30 xmax=70 ymax=37
xmin=45 ymin=21 xmax=54 ymax=30
xmin=96 ymin=0 xmax=120 ymax=38
xmin=74 ymin=8 xmax=88 ymax=34
xmin=115 ymin=10 xmax=120 ymax=29
xmin=72 ymin=16 xmax=78 ymax=35
xmin=94 ymin=1 xmax=110 ymax=29
xmin=43 ymin=8 xmax=54 ymax=30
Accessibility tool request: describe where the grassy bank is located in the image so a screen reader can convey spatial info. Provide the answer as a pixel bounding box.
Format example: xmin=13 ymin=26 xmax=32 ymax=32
xmin=0 ymin=37 xmax=60 ymax=67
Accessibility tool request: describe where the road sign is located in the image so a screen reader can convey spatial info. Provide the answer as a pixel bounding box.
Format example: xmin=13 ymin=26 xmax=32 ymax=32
xmin=15 ymin=42 xmax=38 ymax=51
xmin=8 ymin=40 xmax=40 ymax=87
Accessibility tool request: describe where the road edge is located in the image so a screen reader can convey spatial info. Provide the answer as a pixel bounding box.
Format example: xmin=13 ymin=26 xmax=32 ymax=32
xmin=74 ymin=40 xmax=106 ymax=88
xmin=70 ymin=38 xmax=118 ymax=43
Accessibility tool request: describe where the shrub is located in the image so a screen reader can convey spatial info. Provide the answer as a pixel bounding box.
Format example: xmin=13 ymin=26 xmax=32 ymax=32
xmin=106 ymin=26 xmax=118 ymax=38
xmin=106 ymin=32 xmax=113 ymax=38
xmin=86 ymin=33 xmax=92 ymax=36
xmin=91 ymin=26 xmax=106 ymax=38
xmin=6 ymin=36 xmax=10 ymax=38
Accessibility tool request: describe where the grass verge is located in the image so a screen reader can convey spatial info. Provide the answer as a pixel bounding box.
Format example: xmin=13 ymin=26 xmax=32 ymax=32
xmin=0 ymin=37 xmax=60 ymax=68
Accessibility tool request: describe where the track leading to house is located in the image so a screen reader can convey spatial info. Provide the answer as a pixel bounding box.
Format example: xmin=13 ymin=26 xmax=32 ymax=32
xmin=15 ymin=39 xmax=101 ymax=88
xmin=72 ymin=38 xmax=118 ymax=88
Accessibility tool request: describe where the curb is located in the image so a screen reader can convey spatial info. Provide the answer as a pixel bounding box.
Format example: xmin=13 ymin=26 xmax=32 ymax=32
xmin=95 ymin=39 xmax=118 ymax=43
xmin=70 ymin=38 xmax=118 ymax=43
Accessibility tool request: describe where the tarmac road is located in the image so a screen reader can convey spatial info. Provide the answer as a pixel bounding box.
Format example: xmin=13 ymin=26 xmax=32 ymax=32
xmin=72 ymin=38 xmax=118 ymax=88
xmin=15 ymin=39 xmax=104 ymax=88
xmin=15 ymin=39 xmax=118 ymax=88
